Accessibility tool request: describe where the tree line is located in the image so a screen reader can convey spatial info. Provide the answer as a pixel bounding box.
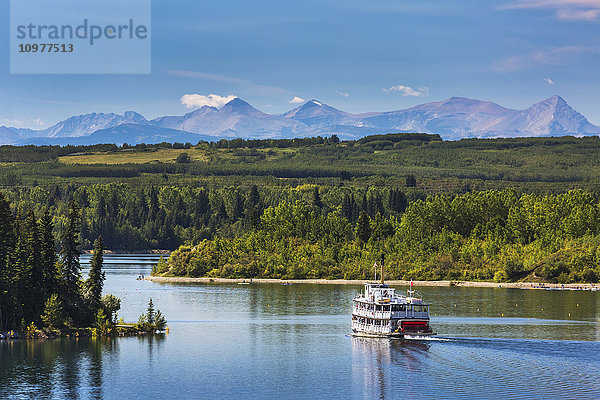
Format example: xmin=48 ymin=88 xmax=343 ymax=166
xmin=3 ymin=184 xmax=414 ymax=251
xmin=156 ymin=189 xmax=600 ymax=284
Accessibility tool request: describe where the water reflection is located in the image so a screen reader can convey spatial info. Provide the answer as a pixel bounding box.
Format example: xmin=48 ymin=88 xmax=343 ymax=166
xmin=351 ymin=337 xmax=430 ymax=399
xmin=0 ymin=335 xmax=164 ymax=399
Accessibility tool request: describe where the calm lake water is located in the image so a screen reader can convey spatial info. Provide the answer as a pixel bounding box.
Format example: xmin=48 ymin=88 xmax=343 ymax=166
xmin=1 ymin=255 xmax=599 ymax=399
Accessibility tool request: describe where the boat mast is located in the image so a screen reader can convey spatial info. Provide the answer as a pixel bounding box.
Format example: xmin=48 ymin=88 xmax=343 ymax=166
xmin=380 ymin=254 xmax=385 ymax=285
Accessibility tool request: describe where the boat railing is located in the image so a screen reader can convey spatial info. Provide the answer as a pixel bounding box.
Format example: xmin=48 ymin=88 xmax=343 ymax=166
xmin=354 ymin=308 xmax=429 ymax=319
xmin=352 ymin=308 xmax=391 ymax=319
xmin=390 ymin=311 xmax=429 ymax=319
xmin=352 ymin=322 xmax=391 ymax=334
xmin=374 ymin=311 xmax=390 ymax=319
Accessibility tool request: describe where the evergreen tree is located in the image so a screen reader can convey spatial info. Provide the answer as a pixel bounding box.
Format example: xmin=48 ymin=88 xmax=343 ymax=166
xmin=341 ymin=194 xmax=352 ymax=221
xmin=0 ymin=193 xmax=14 ymax=330
xmin=146 ymin=298 xmax=155 ymax=324
xmin=355 ymin=212 xmax=372 ymax=244
xmin=86 ymin=236 xmax=105 ymax=311
xmin=59 ymin=201 xmax=83 ymax=321
xmin=195 ymin=188 xmax=210 ymax=225
xmin=245 ymin=185 xmax=262 ymax=228
xmin=350 ymin=194 xmax=359 ymax=223
xmin=154 ymin=310 xmax=167 ymax=332
xmin=361 ymin=192 xmax=368 ymax=213
xmin=230 ymin=191 xmax=245 ymax=222
xmin=312 ymin=187 xmax=323 ymax=209
xmin=40 ymin=212 xmax=58 ymax=300
xmin=389 ymin=189 xmax=408 ymax=214
xmin=148 ymin=186 xmax=159 ymax=219
xmin=11 ymin=220 xmax=30 ymax=326
xmin=23 ymin=209 xmax=43 ymax=321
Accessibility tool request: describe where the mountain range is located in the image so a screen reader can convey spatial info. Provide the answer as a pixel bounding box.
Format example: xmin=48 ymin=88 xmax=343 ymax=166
xmin=1 ymin=95 xmax=598 ymax=145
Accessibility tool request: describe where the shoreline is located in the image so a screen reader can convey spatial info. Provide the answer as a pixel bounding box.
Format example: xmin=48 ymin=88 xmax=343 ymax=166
xmin=82 ymin=250 xmax=171 ymax=255
xmin=145 ymin=276 xmax=598 ymax=290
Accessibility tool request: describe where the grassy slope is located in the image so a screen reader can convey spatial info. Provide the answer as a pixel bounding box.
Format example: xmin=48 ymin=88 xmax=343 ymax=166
xmin=59 ymin=148 xmax=209 ymax=164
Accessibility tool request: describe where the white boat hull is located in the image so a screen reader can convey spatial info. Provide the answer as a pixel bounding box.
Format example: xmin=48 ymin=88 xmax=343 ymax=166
xmin=351 ymin=330 xmax=436 ymax=339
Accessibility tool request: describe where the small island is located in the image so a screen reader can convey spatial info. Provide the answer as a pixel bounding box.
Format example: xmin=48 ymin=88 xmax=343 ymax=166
xmin=0 ymin=196 xmax=166 ymax=340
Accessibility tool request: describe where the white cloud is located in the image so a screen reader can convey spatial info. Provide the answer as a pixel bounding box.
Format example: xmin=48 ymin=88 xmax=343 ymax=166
xmin=337 ymin=91 xmax=350 ymax=98
xmin=289 ymin=96 xmax=305 ymax=104
xmin=180 ymin=94 xmax=237 ymax=109
xmin=556 ymin=7 xmax=600 ymax=19
xmin=383 ymin=85 xmax=429 ymax=97
xmin=33 ymin=118 xmax=44 ymax=126
xmin=501 ymin=0 xmax=600 ymax=21
xmin=544 ymin=77 xmax=556 ymax=85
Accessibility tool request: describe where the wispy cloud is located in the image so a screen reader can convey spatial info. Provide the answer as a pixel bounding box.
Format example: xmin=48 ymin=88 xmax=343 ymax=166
xmin=383 ymin=85 xmax=429 ymax=97
xmin=493 ymin=46 xmax=599 ymax=71
xmin=1 ymin=119 xmax=24 ymax=127
xmin=337 ymin=91 xmax=350 ymax=98
xmin=544 ymin=77 xmax=556 ymax=85
xmin=501 ymin=0 xmax=600 ymax=21
xmin=289 ymin=96 xmax=305 ymax=104
xmin=166 ymin=70 xmax=287 ymax=95
xmin=181 ymin=94 xmax=237 ymax=109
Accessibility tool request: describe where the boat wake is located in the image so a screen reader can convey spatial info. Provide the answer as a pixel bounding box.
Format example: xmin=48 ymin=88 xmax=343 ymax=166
xmin=348 ymin=333 xmax=450 ymax=342
xmin=403 ymin=335 xmax=450 ymax=342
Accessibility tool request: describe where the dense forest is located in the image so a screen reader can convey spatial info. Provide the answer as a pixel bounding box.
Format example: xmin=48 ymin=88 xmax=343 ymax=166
xmin=0 ymin=193 xmax=167 ymax=334
xmin=1 ymin=133 xmax=600 ymax=284
xmin=1 ymin=134 xmax=600 ymax=195
xmin=0 ymin=183 xmax=415 ymax=250
xmin=155 ymin=189 xmax=600 ymax=284
xmin=0 ymin=194 xmax=120 ymax=332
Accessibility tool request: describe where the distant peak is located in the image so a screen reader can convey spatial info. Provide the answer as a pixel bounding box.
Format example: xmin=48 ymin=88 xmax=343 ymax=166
xmin=306 ymin=99 xmax=323 ymax=106
xmin=223 ymin=97 xmax=247 ymax=107
xmin=123 ymin=111 xmax=146 ymax=120
xmin=219 ymin=97 xmax=265 ymax=115
xmin=532 ymin=95 xmax=570 ymax=110
xmin=444 ymin=96 xmax=479 ymax=103
xmin=548 ymin=94 xmax=567 ymax=104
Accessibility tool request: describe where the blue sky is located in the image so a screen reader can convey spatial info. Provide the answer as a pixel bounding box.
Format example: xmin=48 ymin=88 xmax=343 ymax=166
xmin=2 ymin=0 xmax=600 ymax=129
